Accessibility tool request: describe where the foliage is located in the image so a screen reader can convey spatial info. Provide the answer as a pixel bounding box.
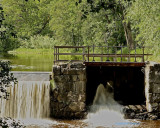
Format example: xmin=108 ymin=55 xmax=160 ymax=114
xmin=1 ymin=0 xmax=52 ymax=38
xmin=0 ymin=4 xmax=19 ymax=52
xmin=0 ymin=60 xmax=17 ymax=99
xmin=127 ymin=0 xmax=160 ymax=57
xmin=79 ymin=0 xmax=132 ymax=47
xmin=0 ymin=0 xmax=159 ymax=59
xmin=20 ymin=35 xmax=55 ymax=49
xmin=49 ymin=0 xmax=84 ymax=46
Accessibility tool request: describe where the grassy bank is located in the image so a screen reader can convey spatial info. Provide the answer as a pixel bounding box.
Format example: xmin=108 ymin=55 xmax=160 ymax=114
xmin=9 ymin=48 xmax=54 ymax=55
xmin=9 ymin=48 xmax=159 ymax=63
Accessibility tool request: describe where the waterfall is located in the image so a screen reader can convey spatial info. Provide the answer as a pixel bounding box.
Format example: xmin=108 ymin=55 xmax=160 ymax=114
xmin=87 ymin=83 xmax=127 ymax=127
xmin=0 ymin=81 xmax=50 ymax=119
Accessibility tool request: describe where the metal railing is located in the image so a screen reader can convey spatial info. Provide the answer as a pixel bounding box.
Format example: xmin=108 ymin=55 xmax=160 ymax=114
xmin=54 ymin=45 xmax=152 ymax=64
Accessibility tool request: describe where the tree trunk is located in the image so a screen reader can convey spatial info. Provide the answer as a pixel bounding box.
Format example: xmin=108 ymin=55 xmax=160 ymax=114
xmin=123 ymin=22 xmax=134 ymax=49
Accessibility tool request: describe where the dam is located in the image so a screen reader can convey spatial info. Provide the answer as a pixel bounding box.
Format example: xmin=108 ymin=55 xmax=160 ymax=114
xmin=51 ymin=45 xmax=160 ymax=119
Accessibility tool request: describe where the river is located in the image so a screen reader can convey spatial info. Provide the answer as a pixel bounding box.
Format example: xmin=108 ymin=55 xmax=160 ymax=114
xmin=0 ymin=53 xmax=160 ymax=128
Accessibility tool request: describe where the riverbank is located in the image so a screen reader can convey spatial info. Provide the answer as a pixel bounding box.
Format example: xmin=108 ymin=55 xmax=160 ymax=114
xmin=9 ymin=48 xmax=159 ymax=62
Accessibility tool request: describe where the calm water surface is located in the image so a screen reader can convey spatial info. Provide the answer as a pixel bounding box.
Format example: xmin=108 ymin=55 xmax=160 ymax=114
xmin=0 ymin=53 xmax=53 ymax=71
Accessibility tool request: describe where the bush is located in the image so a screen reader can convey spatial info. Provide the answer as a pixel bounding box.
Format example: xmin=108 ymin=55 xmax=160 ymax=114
xmin=0 ymin=60 xmax=17 ymax=99
xmin=21 ymin=35 xmax=56 ymax=49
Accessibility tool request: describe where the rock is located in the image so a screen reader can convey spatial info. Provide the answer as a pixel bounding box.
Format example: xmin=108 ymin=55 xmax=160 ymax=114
xmin=0 ymin=117 xmax=25 ymax=128
xmin=70 ymin=63 xmax=85 ymax=69
xmin=53 ymin=65 xmax=61 ymax=76
xmin=150 ymin=114 xmax=158 ymax=120
xmin=69 ymin=102 xmax=85 ymax=112
xmin=150 ymin=93 xmax=160 ymax=103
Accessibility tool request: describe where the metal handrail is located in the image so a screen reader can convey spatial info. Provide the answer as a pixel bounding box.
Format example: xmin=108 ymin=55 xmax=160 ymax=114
xmin=53 ymin=45 xmax=152 ymax=64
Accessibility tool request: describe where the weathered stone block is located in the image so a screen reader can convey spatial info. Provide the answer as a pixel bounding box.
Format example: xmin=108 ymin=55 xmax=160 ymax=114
xmin=60 ymin=63 xmax=68 ymax=68
xmin=78 ymin=94 xmax=86 ymax=102
xmin=151 ymin=93 xmax=160 ymax=103
xmin=57 ymin=94 xmax=67 ymax=103
xmin=54 ymin=75 xmax=70 ymax=83
xmin=152 ymin=83 xmax=160 ymax=93
xmin=149 ymin=64 xmax=160 ymax=83
xmin=71 ymin=75 xmax=79 ymax=81
xmin=70 ymin=63 xmax=85 ymax=69
xmin=150 ymin=103 xmax=159 ymax=111
xmin=52 ymin=102 xmax=59 ymax=111
xmin=69 ymin=102 xmax=85 ymax=112
xmin=53 ymin=65 xmax=61 ymax=76
xmin=73 ymin=81 xmax=86 ymax=93
xmin=147 ymin=93 xmax=153 ymax=102
xmin=62 ymin=68 xmax=86 ymax=75
xmin=77 ymin=74 xmax=87 ymax=81
xmin=70 ymin=74 xmax=86 ymax=82
xmin=74 ymin=81 xmax=86 ymax=87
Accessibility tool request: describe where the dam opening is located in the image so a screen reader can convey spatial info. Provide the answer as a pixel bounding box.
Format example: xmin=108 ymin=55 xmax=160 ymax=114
xmin=85 ymin=65 xmax=145 ymax=106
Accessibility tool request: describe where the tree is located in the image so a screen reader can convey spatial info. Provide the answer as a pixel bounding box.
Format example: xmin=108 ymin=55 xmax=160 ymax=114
xmin=79 ymin=0 xmax=134 ymax=48
xmin=127 ymin=0 xmax=160 ymax=56
xmin=49 ymin=0 xmax=84 ymax=46
xmin=1 ymin=0 xmax=52 ymax=39
xmin=0 ymin=4 xmax=18 ymax=52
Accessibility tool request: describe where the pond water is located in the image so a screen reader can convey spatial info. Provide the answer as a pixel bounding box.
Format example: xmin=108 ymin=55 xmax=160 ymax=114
xmin=0 ymin=53 xmax=54 ymax=71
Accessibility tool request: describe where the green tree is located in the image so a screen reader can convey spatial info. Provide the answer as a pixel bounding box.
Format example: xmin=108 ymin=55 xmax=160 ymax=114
xmin=79 ymin=0 xmax=134 ymax=48
xmin=0 ymin=4 xmax=18 ymax=52
xmin=1 ymin=0 xmax=52 ymax=39
xmin=49 ymin=0 xmax=84 ymax=46
xmin=127 ymin=0 xmax=160 ymax=56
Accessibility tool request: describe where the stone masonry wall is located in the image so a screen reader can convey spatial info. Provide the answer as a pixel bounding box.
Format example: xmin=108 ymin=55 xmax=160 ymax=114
xmin=145 ymin=62 xmax=160 ymax=112
xmin=50 ymin=63 xmax=87 ymax=119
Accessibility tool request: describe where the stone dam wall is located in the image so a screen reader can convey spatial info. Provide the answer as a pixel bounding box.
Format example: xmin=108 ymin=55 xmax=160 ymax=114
xmin=51 ymin=61 xmax=160 ymax=119
xmin=145 ymin=62 xmax=160 ymax=113
xmin=50 ymin=63 xmax=87 ymax=119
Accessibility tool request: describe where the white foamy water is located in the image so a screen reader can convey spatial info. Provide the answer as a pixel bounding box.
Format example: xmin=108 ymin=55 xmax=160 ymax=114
xmin=0 ymin=81 xmax=50 ymax=119
xmin=86 ymin=83 xmax=137 ymax=127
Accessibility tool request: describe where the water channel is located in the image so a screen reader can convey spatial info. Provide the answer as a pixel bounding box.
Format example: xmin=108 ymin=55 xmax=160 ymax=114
xmin=0 ymin=53 xmax=160 ymax=128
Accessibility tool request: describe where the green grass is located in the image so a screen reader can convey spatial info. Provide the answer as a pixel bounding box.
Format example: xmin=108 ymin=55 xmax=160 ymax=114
xmin=9 ymin=48 xmax=54 ymax=55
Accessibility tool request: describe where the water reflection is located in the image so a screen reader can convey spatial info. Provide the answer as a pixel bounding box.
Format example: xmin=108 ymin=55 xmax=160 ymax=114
xmin=0 ymin=53 xmax=53 ymax=71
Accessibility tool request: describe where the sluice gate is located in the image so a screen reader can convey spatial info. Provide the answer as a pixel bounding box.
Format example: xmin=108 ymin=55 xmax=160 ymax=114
xmin=51 ymin=46 xmax=160 ymax=119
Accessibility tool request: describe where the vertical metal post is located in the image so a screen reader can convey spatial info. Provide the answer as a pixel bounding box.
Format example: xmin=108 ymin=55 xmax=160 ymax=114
xmin=83 ymin=47 xmax=85 ymax=62
xmin=54 ymin=47 xmax=55 ymax=64
xmin=55 ymin=47 xmax=57 ymax=63
xmin=93 ymin=44 xmax=95 ymax=61
xmin=135 ymin=45 xmax=136 ymax=62
xmin=143 ymin=46 xmax=144 ymax=62
xmin=115 ymin=46 xmax=117 ymax=62
xmin=121 ymin=46 xmax=122 ymax=62
xmin=58 ymin=48 xmax=59 ymax=61
xmin=88 ymin=46 xmax=89 ymax=62
xmin=107 ymin=45 xmax=109 ymax=61
xmin=128 ymin=46 xmax=130 ymax=62
xmin=101 ymin=46 xmax=103 ymax=62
